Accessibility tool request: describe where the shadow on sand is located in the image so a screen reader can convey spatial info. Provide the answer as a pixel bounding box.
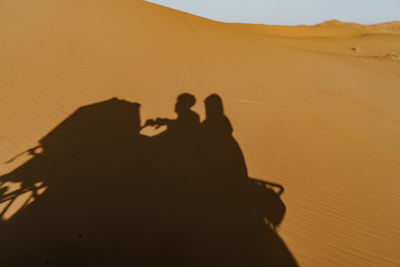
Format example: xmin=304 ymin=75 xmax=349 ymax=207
xmin=0 ymin=94 xmax=298 ymax=266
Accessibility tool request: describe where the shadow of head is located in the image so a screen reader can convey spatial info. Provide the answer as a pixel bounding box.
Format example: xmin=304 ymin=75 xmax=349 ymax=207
xmin=175 ymin=93 xmax=196 ymax=114
xmin=205 ymin=93 xmax=224 ymax=118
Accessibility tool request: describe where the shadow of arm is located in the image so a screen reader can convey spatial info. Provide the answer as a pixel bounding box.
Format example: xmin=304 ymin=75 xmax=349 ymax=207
xmin=249 ymin=177 xmax=285 ymax=195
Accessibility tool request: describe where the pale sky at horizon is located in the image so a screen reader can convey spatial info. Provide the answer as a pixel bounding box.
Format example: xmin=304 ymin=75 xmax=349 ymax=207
xmin=145 ymin=0 xmax=400 ymax=26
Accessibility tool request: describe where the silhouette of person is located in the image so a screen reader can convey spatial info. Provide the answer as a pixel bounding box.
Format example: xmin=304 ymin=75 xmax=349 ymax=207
xmin=142 ymin=93 xmax=202 ymax=202
xmin=201 ymin=94 xmax=247 ymax=179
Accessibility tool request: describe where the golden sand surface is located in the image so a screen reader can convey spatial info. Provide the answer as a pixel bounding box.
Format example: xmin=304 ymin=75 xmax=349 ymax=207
xmin=1 ymin=0 xmax=400 ymax=266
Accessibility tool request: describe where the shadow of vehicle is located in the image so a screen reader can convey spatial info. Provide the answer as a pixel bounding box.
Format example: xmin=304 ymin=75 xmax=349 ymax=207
xmin=0 ymin=97 xmax=297 ymax=266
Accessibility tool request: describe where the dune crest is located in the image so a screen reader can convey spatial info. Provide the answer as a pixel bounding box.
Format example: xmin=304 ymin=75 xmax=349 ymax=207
xmin=315 ymin=19 xmax=400 ymax=33
xmin=315 ymin=19 xmax=360 ymax=27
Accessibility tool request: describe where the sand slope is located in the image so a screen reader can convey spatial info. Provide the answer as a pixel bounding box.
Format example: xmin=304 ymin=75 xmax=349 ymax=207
xmin=1 ymin=0 xmax=400 ymax=266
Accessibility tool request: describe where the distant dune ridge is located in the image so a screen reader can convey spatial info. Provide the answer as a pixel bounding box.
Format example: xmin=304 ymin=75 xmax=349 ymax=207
xmin=314 ymin=19 xmax=400 ymax=34
xmin=1 ymin=0 xmax=400 ymax=266
xmin=316 ymin=19 xmax=400 ymax=30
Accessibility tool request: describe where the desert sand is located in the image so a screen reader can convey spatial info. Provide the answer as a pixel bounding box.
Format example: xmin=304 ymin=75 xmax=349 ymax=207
xmin=1 ymin=0 xmax=400 ymax=266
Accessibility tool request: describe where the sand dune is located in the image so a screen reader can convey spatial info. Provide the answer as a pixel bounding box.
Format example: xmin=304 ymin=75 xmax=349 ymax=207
xmin=1 ymin=0 xmax=400 ymax=266
xmin=316 ymin=19 xmax=400 ymax=31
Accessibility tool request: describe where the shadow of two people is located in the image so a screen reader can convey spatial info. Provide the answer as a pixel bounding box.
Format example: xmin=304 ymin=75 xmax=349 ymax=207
xmin=0 ymin=93 xmax=297 ymax=266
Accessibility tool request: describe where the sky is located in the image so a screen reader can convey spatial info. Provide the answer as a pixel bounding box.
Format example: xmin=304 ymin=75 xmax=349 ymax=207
xmin=145 ymin=0 xmax=400 ymax=26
